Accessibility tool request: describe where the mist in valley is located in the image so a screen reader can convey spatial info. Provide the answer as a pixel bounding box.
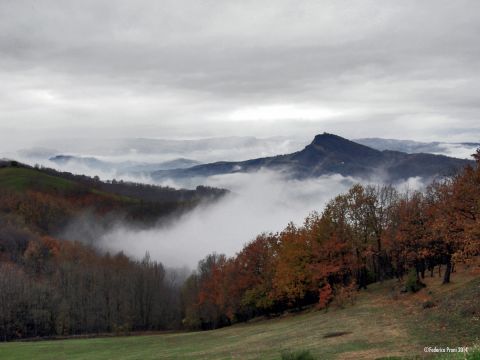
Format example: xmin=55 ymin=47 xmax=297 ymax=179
xmin=94 ymin=170 xmax=427 ymax=268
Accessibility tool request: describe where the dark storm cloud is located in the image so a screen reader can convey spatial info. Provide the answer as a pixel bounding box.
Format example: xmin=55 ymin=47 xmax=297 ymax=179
xmin=1 ymin=0 xmax=480 ymax=144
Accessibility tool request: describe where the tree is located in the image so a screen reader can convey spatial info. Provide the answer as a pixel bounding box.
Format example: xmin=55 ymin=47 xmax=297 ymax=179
xmin=427 ymin=149 xmax=480 ymax=283
xmin=273 ymin=223 xmax=314 ymax=306
xmin=236 ymin=234 xmax=278 ymax=316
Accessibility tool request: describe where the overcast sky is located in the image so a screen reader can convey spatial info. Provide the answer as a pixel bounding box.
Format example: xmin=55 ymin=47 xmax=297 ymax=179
xmin=1 ymin=0 xmax=480 ymax=146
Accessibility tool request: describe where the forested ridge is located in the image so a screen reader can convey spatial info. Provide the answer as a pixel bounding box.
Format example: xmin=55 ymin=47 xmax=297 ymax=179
xmin=0 ymin=159 xmax=227 ymax=203
xmin=0 ymin=151 xmax=480 ymax=340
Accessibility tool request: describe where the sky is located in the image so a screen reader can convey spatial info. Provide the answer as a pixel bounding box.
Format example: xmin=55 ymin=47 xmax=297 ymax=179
xmin=1 ymin=0 xmax=480 ymax=147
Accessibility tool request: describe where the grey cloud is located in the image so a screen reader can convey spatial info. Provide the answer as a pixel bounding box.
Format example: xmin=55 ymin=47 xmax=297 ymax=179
xmin=0 ymin=0 xmax=480 ymax=142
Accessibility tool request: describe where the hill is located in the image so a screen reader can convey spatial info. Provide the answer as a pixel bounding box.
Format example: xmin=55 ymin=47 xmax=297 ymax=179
xmin=0 ymin=160 xmax=228 ymax=342
xmin=0 ymin=263 xmax=478 ymax=359
xmin=0 ymin=160 xmax=226 ymax=203
xmin=152 ymin=133 xmax=472 ymax=182
xmin=0 ymin=166 xmax=78 ymax=193
xmin=0 ymin=160 xmax=227 ymax=233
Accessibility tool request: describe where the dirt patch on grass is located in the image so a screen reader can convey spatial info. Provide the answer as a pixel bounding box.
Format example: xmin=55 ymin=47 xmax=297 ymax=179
xmin=323 ymin=331 xmax=352 ymax=339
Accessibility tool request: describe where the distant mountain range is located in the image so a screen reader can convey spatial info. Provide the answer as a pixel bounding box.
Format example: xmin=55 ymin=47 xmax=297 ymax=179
xmin=49 ymin=155 xmax=201 ymax=173
xmin=355 ymin=138 xmax=480 ymax=157
xmin=152 ymin=133 xmax=473 ymax=182
xmin=23 ymin=136 xmax=305 ymax=161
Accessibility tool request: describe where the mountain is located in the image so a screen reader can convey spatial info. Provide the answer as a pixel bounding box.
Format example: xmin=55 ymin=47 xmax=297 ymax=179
xmin=152 ymin=133 xmax=473 ymax=181
xmin=49 ymin=155 xmax=202 ymax=173
xmin=50 ymin=155 xmax=107 ymax=169
xmin=355 ymin=137 xmax=480 ymax=158
xmin=155 ymin=158 xmax=202 ymax=170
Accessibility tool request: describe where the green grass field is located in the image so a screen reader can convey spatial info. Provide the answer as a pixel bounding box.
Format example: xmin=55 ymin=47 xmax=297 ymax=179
xmin=0 ymin=167 xmax=77 ymax=192
xmin=1 ymin=265 xmax=479 ymax=360
xmin=0 ymin=167 xmax=138 ymax=203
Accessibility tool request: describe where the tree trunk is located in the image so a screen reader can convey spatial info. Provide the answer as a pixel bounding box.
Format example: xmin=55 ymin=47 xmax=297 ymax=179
xmin=357 ymin=267 xmax=368 ymax=290
xmin=419 ymin=260 xmax=425 ymax=279
xmin=443 ymin=257 xmax=452 ymax=284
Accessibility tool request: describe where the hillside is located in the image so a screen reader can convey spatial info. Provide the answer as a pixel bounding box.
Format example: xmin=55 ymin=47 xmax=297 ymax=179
xmin=0 ymin=166 xmax=78 ymax=193
xmin=0 ymin=160 xmax=226 ymax=204
xmin=1 ymin=264 xmax=478 ymax=359
xmin=0 ymin=161 xmax=228 ymax=342
xmin=152 ymin=133 xmax=472 ymax=182
xmin=0 ymin=160 xmax=227 ymax=234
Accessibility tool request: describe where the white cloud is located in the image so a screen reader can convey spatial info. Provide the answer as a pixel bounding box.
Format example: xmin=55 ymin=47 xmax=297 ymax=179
xmin=222 ymin=104 xmax=345 ymax=121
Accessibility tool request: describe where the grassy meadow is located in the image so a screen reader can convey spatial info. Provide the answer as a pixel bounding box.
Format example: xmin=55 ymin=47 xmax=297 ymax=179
xmin=1 ymin=264 xmax=479 ymax=360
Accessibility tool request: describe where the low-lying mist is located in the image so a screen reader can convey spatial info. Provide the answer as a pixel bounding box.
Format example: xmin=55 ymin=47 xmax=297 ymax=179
xmin=97 ymin=170 xmax=426 ymax=268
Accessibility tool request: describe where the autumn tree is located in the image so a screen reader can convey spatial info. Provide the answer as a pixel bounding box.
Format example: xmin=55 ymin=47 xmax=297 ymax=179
xmin=427 ymin=149 xmax=480 ymax=283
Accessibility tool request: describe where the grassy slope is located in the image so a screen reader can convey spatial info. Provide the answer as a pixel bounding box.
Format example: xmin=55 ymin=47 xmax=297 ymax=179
xmin=1 ymin=265 xmax=479 ymax=360
xmin=0 ymin=167 xmax=137 ymax=203
xmin=0 ymin=167 xmax=76 ymax=192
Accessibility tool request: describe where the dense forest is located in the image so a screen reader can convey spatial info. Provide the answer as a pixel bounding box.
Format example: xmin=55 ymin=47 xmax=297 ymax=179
xmin=0 ymin=151 xmax=479 ymax=340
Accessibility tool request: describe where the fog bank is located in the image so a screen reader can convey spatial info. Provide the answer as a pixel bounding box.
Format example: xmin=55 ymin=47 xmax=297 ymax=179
xmin=98 ymin=170 xmax=426 ymax=267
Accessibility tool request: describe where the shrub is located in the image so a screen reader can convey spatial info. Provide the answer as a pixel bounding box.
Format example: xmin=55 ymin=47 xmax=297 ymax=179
xmin=280 ymin=349 xmax=316 ymax=360
xmin=317 ymin=284 xmax=333 ymax=310
xmin=405 ymin=268 xmax=425 ymax=293
xmin=422 ymin=300 xmax=436 ymax=309
xmin=332 ymin=283 xmax=357 ymax=309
